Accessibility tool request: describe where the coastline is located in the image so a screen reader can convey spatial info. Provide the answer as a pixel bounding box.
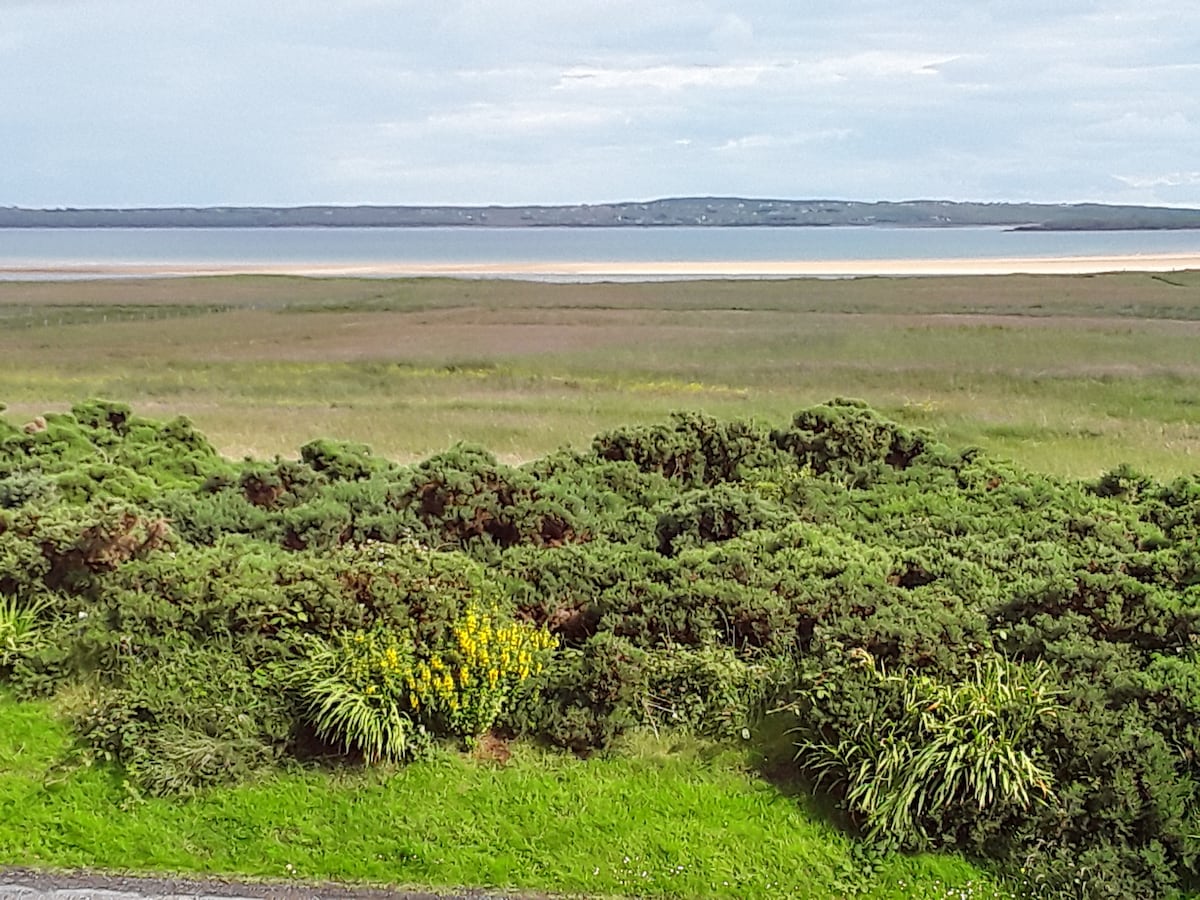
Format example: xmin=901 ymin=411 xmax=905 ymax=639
xmin=1 ymin=252 xmax=1200 ymax=280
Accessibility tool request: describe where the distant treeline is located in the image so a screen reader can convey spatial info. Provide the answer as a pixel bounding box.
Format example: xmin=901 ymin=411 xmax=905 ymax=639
xmin=4 ymin=197 xmax=1200 ymax=229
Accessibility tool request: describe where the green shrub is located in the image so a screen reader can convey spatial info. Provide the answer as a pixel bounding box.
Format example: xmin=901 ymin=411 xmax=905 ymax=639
xmin=771 ymin=397 xmax=940 ymax=487
xmin=508 ymin=632 xmax=649 ymax=752
xmin=390 ymin=444 xmax=587 ymax=555
xmin=654 ymin=483 xmax=786 ymax=555
xmin=0 ymin=472 xmax=56 ymax=509
xmin=0 ymin=400 xmax=228 ymax=498
xmin=642 ymin=645 xmax=792 ymax=739
xmin=72 ymin=644 xmax=291 ymax=796
xmin=592 ymin=411 xmax=783 ymax=487
xmin=300 ymin=437 xmax=391 ymax=481
xmin=8 ymin=399 xmax=1200 ymax=892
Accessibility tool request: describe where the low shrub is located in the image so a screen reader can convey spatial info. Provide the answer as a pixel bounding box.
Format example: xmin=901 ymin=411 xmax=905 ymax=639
xmin=508 ymin=632 xmax=649 ymax=753
xmin=71 ymin=643 xmax=291 ymax=797
xmin=792 ymin=654 xmax=1060 ymax=850
xmin=291 ymin=625 xmax=429 ymax=763
xmin=642 ymin=645 xmax=792 ymax=739
xmin=7 ymin=399 xmax=1200 ymax=895
xmin=293 ymin=605 xmax=555 ymax=756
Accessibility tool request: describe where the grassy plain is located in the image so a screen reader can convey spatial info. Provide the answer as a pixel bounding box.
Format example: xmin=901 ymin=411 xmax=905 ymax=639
xmin=2 ymin=272 xmax=1199 ymax=477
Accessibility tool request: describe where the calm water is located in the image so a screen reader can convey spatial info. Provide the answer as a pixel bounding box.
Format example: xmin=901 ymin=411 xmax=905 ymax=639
xmin=2 ymin=226 xmax=1200 ymax=274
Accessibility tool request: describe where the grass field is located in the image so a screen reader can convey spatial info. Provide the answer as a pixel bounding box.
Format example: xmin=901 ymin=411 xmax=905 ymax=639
xmin=2 ymin=272 xmax=1199 ymax=477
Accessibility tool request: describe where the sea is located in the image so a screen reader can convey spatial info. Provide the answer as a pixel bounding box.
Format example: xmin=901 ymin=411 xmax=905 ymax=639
xmin=2 ymin=226 xmax=1200 ymax=280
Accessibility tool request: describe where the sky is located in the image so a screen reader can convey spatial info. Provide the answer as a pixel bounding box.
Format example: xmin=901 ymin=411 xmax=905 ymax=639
xmin=3 ymin=0 xmax=1199 ymax=208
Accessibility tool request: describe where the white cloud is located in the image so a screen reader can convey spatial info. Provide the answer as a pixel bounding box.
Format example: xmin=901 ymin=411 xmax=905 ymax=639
xmin=715 ymin=130 xmax=853 ymax=153
xmin=1114 ymin=172 xmax=1200 ymax=189
xmin=3 ymin=0 xmax=1200 ymax=205
xmin=418 ymin=103 xmax=630 ymax=135
xmin=557 ymin=52 xmax=958 ymax=94
xmin=557 ymin=64 xmax=769 ymax=92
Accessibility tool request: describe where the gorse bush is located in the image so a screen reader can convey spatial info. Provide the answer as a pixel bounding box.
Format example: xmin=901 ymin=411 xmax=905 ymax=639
xmin=6 ymin=398 xmax=1200 ymax=896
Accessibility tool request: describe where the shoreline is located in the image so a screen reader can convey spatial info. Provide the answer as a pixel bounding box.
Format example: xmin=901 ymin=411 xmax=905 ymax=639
xmin=1 ymin=253 xmax=1200 ymax=280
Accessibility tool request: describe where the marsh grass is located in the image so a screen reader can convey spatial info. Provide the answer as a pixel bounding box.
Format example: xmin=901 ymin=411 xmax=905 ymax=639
xmin=1 ymin=273 xmax=1198 ymax=477
xmin=0 ymin=691 xmax=1018 ymax=899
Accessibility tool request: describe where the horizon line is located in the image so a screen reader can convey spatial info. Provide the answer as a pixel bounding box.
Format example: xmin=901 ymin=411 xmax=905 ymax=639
xmin=7 ymin=196 xmax=1200 ymax=213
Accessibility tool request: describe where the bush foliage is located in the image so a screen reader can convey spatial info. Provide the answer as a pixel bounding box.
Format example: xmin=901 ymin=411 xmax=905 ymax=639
xmin=4 ymin=398 xmax=1200 ymax=896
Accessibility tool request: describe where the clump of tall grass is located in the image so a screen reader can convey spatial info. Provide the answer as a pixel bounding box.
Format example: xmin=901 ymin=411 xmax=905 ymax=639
xmin=0 ymin=595 xmax=52 ymax=670
xmin=793 ymin=655 xmax=1061 ymax=848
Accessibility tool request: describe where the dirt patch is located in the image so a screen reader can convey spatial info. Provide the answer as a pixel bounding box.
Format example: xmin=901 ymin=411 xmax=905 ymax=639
xmin=471 ymin=733 xmax=512 ymax=766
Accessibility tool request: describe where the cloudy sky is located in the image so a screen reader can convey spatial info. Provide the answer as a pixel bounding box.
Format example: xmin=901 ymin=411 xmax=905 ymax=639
xmin=3 ymin=0 xmax=1199 ymax=207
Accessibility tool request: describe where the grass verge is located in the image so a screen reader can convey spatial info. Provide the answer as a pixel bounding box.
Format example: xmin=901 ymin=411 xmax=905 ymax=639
xmin=0 ymin=692 xmax=1017 ymax=899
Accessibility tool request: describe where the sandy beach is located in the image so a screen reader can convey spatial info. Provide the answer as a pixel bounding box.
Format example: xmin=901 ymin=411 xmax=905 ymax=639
xmin=1 ymin=252 xmax=1199 ymax=280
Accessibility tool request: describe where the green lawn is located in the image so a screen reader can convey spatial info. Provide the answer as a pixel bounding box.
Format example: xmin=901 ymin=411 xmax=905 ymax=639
xmin=0 ymin=693 xmax=1018 ymax=899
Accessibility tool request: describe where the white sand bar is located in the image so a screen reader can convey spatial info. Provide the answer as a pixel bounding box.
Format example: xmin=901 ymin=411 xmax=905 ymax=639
xmin=2 ymin=253 xmax=1200 ymax=280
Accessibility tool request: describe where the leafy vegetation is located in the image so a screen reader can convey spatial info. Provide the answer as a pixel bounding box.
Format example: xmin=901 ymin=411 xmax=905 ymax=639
xmin=4 ymin=397 xmax=1200 ymax=897
xmin=0 ymin=690 xmax=1016 ymax=899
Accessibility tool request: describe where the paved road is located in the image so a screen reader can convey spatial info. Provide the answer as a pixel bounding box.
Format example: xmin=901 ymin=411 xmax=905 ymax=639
xmin=0 ymin=871 xmax=538 ymax=900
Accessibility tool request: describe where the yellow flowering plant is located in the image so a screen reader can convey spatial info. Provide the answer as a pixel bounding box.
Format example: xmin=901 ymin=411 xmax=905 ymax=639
xmin=410 ymin=602 xmax=557 ymax=744
xmin=295 ymin=605 xmax=556 ymax=759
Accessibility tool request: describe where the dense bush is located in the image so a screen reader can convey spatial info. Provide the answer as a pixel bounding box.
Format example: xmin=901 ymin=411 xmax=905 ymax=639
xmin=70 ymin=642 xmax=292 ymax=797
xmin=5 ymin=398 xmax=1200 ymax=896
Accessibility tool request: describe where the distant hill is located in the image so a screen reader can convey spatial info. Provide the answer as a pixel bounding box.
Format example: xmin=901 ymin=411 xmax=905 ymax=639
xmin=3 ymin=198 xmax=1200 ymax=230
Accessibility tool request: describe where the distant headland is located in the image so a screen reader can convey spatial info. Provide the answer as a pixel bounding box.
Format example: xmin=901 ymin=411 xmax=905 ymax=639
xmin=3 ymin=198 xmax=1200 ymax=230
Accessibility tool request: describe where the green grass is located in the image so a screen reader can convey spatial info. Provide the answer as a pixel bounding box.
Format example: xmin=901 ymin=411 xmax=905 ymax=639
xmin=2 ymin=273 xmax=1198 ymax=478
xmin=0 ymin=692 xmax=1017 ymax=899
